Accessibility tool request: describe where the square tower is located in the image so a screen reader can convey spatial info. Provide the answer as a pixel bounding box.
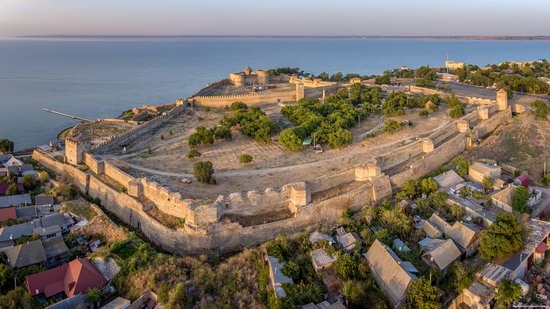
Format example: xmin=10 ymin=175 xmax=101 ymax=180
xmin=65 ymin=133 xmax=90 ymax=165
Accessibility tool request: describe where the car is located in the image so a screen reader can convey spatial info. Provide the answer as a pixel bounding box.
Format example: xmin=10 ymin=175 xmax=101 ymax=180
xmin=313 ymin=145 xmax=323 ymax=154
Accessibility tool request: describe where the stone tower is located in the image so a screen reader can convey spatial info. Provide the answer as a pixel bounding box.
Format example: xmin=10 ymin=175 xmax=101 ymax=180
xmin=496 ymin=89 xmax=508 ymax=111
xmin=256 ymin=70 xmax=269 ymax=85
xmin=65 ymin=133 xmax=90 ymax=165
xmin=295 ymin=84 xmax=305 ymax=101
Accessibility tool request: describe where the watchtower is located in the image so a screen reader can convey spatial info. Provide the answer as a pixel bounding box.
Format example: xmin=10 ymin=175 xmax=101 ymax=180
xmin=65 ymin=133 xmax=90 ymax=165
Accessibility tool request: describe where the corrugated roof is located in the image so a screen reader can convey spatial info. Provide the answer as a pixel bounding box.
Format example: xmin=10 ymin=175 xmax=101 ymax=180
xmin=422 ymin=220 xmax=443 ymax=238
xmin=491 ymin=186 xmax=513 ymax=207
xmin=42 ymin=236 xmax=69 ymax=258
xmin=5 ymin=239 xmax=46 ymax=268
xmin=0 ymin=194 xmax=32 ymax=208
xmin=364 ymin=240 xmax=417 ymax=307
xmin=422 ymin=239 xmax=461 ymax=271
xmin=429 ymin=213 xmax=452 ymax=235
xmin=434 ymin=170 xmax=465 ymax=188
xmin=310 ymin=248 xmax=336 ymax=269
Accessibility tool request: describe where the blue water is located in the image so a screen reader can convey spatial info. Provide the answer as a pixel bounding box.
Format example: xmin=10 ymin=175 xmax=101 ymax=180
xmin=1 ymin=38 xmax=550 ymax=150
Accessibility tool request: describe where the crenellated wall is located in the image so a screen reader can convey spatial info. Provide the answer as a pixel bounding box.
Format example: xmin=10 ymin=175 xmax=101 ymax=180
xmin=190 ymin=90 xmax=296 ymax=107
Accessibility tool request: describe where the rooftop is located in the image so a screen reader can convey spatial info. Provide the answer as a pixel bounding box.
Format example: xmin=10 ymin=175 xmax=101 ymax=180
xmin=422 ymin=239 xmax=461 ymax=271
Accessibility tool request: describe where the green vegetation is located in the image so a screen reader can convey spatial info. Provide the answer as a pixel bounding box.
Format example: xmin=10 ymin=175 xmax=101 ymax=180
xmin=187 ymin=148 xmax=201 ymax=159
xmin=0 ymin=286 xmax=32 ymax=309
xmin=375 ymin=73 xmax=391 ymax=85
xmin=543 ymin=172 xmax=550 ymax=187
xmin=266 ymin=67 xmax=301 ymax=76
xmin=383 ymin=119 xmax=402 ymax=134
xmin=38 ymin=171 xmax=49 ymax=184
xmin=188 ymin=126 xmax=214 ymax=148
xmin=479 ymin=213 xmax=524 ymax=260
xmin=495 ymin=279 xmax=523 ymax=309
xmin=279 ymin=128 xmax=303 ymax=151
xmin=418 ymin=109 xmax=429 ymax=116
xmin=405 ymin=276 xmax=440 ymax=309
xmin=414 ymin=66 xmax=438 ymax=89
xmin=221 ymin=104 xmax=276 ymax=144
xmin=193 ymin=161 xmax=215 ymax=184
xmin=512 ymin=186 xmax=530 ymax=213
xmin=53 ymin=183 xmax=78 ymax=200
xmin=531 ymin=100 xmax=549 ymax=119
xmin=452 ymin=156 xmax=469 ymax=178
xmin=239 ymin=153 xmax=253 ymax=164
xmin=447 ymin=95 xmax=466 ymax=119
xmin=0 ymin=139 xmax=14 ymax=153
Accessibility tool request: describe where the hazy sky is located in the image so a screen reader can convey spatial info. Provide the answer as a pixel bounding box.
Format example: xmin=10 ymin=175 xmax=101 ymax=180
xmin=1 ymin=0 xmax=550 ymax=36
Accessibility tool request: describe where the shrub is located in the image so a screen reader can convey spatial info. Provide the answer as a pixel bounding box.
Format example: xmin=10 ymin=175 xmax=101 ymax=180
xmin=54 ymin=184 xmax=78 ymax=200
xmin=22 ymin=175 xmax=36 ymax=191
xmin=5 ymin=183 xmax=18 ymax=196
xmin=212 ymin=126 xmax=232 ymax=141
xmin=418 ymin=109 xmax=429 ymax=116
xmin=327 ymin=128 xmax=352 ymax=149
xmin=0 ymin=139 xmax=14 ymax=153
xmin=187 ymin=148 xmax=201 ymax=159
xmin=383 ymin=119 xmax=402 ymax=134
xmin=279 ymin=128 xmax=303 ymax=151
xmin=231 ymin=101 xmax=248 ymax=112
xmin=38 ymin=171 xmax=49 ymax=184
xmin=239 ymin=154 xmax=253 ymax=164
xmin=193 ymin=161 xmax=215 ymax=184
xmin=532 ymin=100 xmax=549 ymax=119
xmin=188 ymin=126 xmax=214 ymax=148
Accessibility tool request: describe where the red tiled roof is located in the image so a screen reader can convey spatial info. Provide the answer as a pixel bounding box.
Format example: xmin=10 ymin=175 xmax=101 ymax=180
xmin=0 ymin=207 xmax=17 ymax=222
xmin=536 ymin=242 xmax=548 ymax=254
xmin=25 ymin=258 xmax=107 ymax=298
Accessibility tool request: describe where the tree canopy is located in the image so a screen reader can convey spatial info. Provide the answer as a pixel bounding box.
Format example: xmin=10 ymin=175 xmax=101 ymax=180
xmin=495 ymin=279 xmax=523 ymax=309
xmin=531 ymin=100 xmax=549 ymax=119
xmin=0 ymin=139 xmax=14 ymax=153
xmin=193 ymin=161 xmax=215 ymax=184
xmin=512 ymin=186 xmax=530 ymax=213
xmin=478 ymin=213 xmax=524 ymax=260
xmin=406 ymin=276 xmax=440 ymax=309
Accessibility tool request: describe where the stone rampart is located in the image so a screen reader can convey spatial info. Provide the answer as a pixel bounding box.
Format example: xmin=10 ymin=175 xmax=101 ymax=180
xmin=104 ymin=161 xmax=136 ymax=189
xmin=140 ymin=178 xmax=195 ymax=219
xmin=190 ymin=90 xmax=296 ymax=107
xmin=192 ymin=79 xmax=231 ymax=97
xmin=32 ymin=150 xmax=89 ymax=192
xmin=309 ymin=169 xmax=355 ymax=194
xmin=476 ymin=107 xmax=512 ymax=138
xmin=376 ymin=141 xmax=423 ymax=171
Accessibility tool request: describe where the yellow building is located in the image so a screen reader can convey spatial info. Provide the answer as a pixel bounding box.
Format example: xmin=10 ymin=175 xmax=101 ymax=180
xmin=468 ymin=162 xmax=501 ymax=184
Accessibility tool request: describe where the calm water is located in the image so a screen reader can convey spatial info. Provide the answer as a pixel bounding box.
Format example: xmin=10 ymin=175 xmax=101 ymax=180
xmin=2 ymin=38 xmax=550 ymax=150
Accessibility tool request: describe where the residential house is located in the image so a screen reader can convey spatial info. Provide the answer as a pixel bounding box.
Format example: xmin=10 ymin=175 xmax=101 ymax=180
xmin=336 ymin=231 xmax=359 ymax=252
xmin=25 ymin=258 xmax=108 ymax=299
xmin=469 ymin=162 xmax=501 ymax=184
xmin=447 ymin=196 xmax=497 ymax=228
xmin=364 ymin=240 xmax=418 ymax=308
xmin=0 ymin=213 xmax=73 ymax=247
xmin=429 ymin=213 xmax=481 ymax=256
xmin=3 ymin=236 xmax=69 ymax=268
xmin=434 ymin=170 xmax=465 ymax=189
xmin=310 ymin=248 xmax=337 ymax=273
xmin=422 ymin=239 xmax=461 ymax=271
xmin=457 ymin=264 xmax=512 ymax=309
xmin=266 ymin=255 xmax=293 ymax=298
xmin=33 ymin=213 xmax=75 ymax=234
xmin=498 ymin=219 xmax=550 ymax=279
xmin=0 ymin=222 xmax=34 ymax=248
xmin=492 ymin=185 xmax=542 ymax=212
xmin=421 ymin=220 xmax=443 ymax=238
xmin=309 ymin=231 xmax=336 ymax=246
xmin=302 ymin=300 xmax=346 ymax=309
xmin=46 ymin=294 xmax=91 ymax=309
xmin=514 ymin=174 xmax=530 ymax=187
xmin=0 ymin=207 xmax=17 ymax=222
xmin=0 ymin=193 xmax=32 ymax=207
xmin=7 ymin=164 xmax=36 ymax=177
xmin=418 ymin=237 xmax=446 ymax=252
xmin=0 ymin=154 xmax=23 ymax=167
xmin=4 ymin=239 xmax=46 ymax=268
xmin=16 ymin=204 xmax=58 ymax=220
xmin=35 ymin=194 xmax=55 ymax=206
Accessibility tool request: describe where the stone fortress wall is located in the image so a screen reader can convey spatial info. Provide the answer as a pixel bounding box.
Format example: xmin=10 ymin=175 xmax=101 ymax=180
xmin=32 ymin=85 xmax=514 ymax=256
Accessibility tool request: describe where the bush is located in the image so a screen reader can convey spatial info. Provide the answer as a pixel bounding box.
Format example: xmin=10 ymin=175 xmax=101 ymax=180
xmin=188 ymin=126 xmax=214 ymax=148
xmin=38 ymin=171 xmax=49 ymax=184
xmin=54 ymin=184 xmax=78 ymax=200
xmin=418 ymin=109 xmax=429 ymax=116
xmin=279 ymin=128 xmax=303 ymax=151
xmin=383 ymin=119 xmax=402 ymax=134
xmin=532 ymin=100 xmax=549 ymax=119
xmin=212 ymin=126 xmax=232 ymax=141
xmin=193 ymin=161 xmax=215 ymax=184
xmin=187 ymin=148 xmax=201 ymax=159
xmin=327 ymin=128 xmax=352 ymax=149
xmin=0 ymin=139 xmax=14 ymax=153
xmin=231 ymin=101 xmax=248 ymax=112
xmin=239 ymin=154 xmax=253 ymax=164
xmin=5 ymin=183 xmax=18 ymax=196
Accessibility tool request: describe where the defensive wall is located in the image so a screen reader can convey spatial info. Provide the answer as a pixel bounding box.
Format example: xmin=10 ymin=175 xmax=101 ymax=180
xmin=190 ymin=90 xmax=297 ymax=107
xmin=33 ymin=87 xmax=514 ymax=255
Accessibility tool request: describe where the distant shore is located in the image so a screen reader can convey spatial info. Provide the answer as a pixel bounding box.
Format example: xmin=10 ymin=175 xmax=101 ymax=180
xmin=14 ymin=35 xmax=550 ymax=40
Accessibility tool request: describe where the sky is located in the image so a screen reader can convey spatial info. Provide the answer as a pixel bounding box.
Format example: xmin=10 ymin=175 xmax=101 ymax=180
xmin=1 ymin=0 xmax=550 ymax=37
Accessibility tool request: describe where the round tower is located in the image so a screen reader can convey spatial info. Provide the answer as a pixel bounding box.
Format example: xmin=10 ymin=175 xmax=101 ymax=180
xmin=496 ymin=88 xmax=508 ymax=111
xmin=243 ymin=66 xmax=253 ymax=75
xmin=229 ymin=73 xmax=245 ymax=86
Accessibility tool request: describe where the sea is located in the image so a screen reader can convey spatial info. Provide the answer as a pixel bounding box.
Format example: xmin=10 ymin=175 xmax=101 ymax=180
xmin=1 ymin=37 xmax=550 ymax=151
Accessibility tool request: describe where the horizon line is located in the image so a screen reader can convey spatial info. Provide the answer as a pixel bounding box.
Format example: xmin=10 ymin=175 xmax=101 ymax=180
xmin=11 ymin=34 xmax=550 ymax=40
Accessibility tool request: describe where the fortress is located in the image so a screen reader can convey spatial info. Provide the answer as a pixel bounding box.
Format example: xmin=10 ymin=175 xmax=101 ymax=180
xmin=31 ymin=82 xmax=517 ymax=256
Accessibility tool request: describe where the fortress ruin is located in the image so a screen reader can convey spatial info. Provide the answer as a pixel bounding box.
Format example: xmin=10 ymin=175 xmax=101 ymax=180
xmin=32 ymin=71 xmax=518 ymax=256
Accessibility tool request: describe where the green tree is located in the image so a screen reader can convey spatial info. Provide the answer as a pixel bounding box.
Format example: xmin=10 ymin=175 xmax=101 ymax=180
xmin=282 ymin=261 xmax=300 ymax=279
xmin=53 ymin=184 xmax=77 ymax=200
xmin=327 ymin=128 xmax=352 ymax=149
xmin=542 ymin=173 xmax=550 ymax=187
xmin=231 ymin=101 xmax=248 ymax=111
xmin=0 ymin=287 xmax=32 ymax=309
xmin=22 ymin=175 xmax=36 ymax=191
xmin=479 ymin=213 xmax=523 ymax=260
xmin=279 ymin=128 xmax=303 ymax=151
xmin=384 ymin=119 xmax=402 ymax=134
xmin=0 ymin=263 xmax=12 ymax=293
xmin=193 ymin=161 xmax=215 ymax=184
xmin=482 ymin=176 xmax=494 ymax=192
xmin=380 ymin=208 xmax=413 ymax=238
xmin=86 ymin=288 xmax=103 ymax=305
xmin=452 ymin=156 xmax=469 ymax=178
xmin=512 ymin=186 xmax=530 ymax=213
xmin=187 ymin=148 xmax=201 ymax=159
xmin=5 ymin=183 xmax=18 ymax=196
xmin=420 ymin=178 xmax=438 ymax=195
xmin=212 ymin=126 xmax=232 ymax=141
xmin=282 ymin=282 xmax=323 ymax=307
xmin=401 ymin=179 xmax=419 ymax=199
xmin=266 ymin=234 xmax=292 ymax=261
xmin=495 ymin=279 xmax=523 ymax=309
xmin=531 ymin=100 xmax=549 ymax=119
xmin=239 ymin=153 xmax=253 ymax=164
xmin=374 ymin=228 xmax=393 ymax=245
xmin=335 ymin=253 xmax=359 ymax=279
xmin=406 ymin=276 xmax=440 ymax=309
xmin=375 ymin=74 xmax=391 ymax=85
xmin=342 ymin=280 xmax=367 ymax=305
xmin=188 ymin=126 xmax=214 ymax=148
xmin=38 ymin=171 xmax=49 ymax=184
xmin=0 ymin=139 xmax=14 ymax=153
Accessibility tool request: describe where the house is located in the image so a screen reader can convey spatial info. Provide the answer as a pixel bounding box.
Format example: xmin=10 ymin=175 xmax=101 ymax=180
xmin=491 ymin=185 xmax=542 ymax=212
xmin=303 ymin=300 xmax=346 ymax=309
xmin=421 ymin=220 xmax=443 ymax=238
xmin=393 ymin=238 xmax=411 ymax=253
xmin=433 ymin=170 xmax=465 ymax=188
xmin=0 ymin=154 xmax=23 ymax=168
xmin=46 ymin=294 xmax=91 ymax=309
xmin=0 ymin=207 xmax=17 ymax=222
xmin=498 ymin=219 xmax=550 ymax=279
xmin=418 ymin=237 xmax=447 ymax=252
xmin=336 ymin=232 xmax=359 ymax=251
xmin=4 ymin=239 xmax=46 ymax=268
xmin=33 ymin=213 xmax=75 ymax=234
xmin=422 ymin=239 xmax=461 ymax=271
xmin=309 ymin=231 xmax=336 ymax=246
xmin=33 ymin=225 xmax=62 ymax=240
xmin=514 ymin=174 xmax=530 ymax=187
xmin=447 ymin=196 xmax=497 ymax=228
xmin=429 ymin=213 xmax=481 ymax=256
xmin=26 ymin=258 xmax=108 ymax=299
xmin=3 ymin=236 xmax=69 ymax=268
xmin=35 ymin=194 xmax=55 ymax=206
xmin=310 ymin=248 xmax=337 ymax=273
xmin=0 ymin=193 xmax=32 ymax=207
xmin=0 ymin=222 xmax=34 ymax=248
xmin=364 ymin=240 xmax=417 ymax=308
xmin=457 ymin=264 xmax=512 ymax=309
xmin=468 ymin=162 xmax=501 ymax=184
xmin=16 ymin=204 xmax=58 ymax=220
xmin=428 ymin=213 xmax=452 ymax=235
xmin=7 ymin=164 xmax=36 ymax=177
xmin=101 ymin=297 xmax=131 ymax=309
xmin=266 ymin=255 xmax=293 ymax=298
xmin=42 ymin=236 xmax=70 ymax=267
